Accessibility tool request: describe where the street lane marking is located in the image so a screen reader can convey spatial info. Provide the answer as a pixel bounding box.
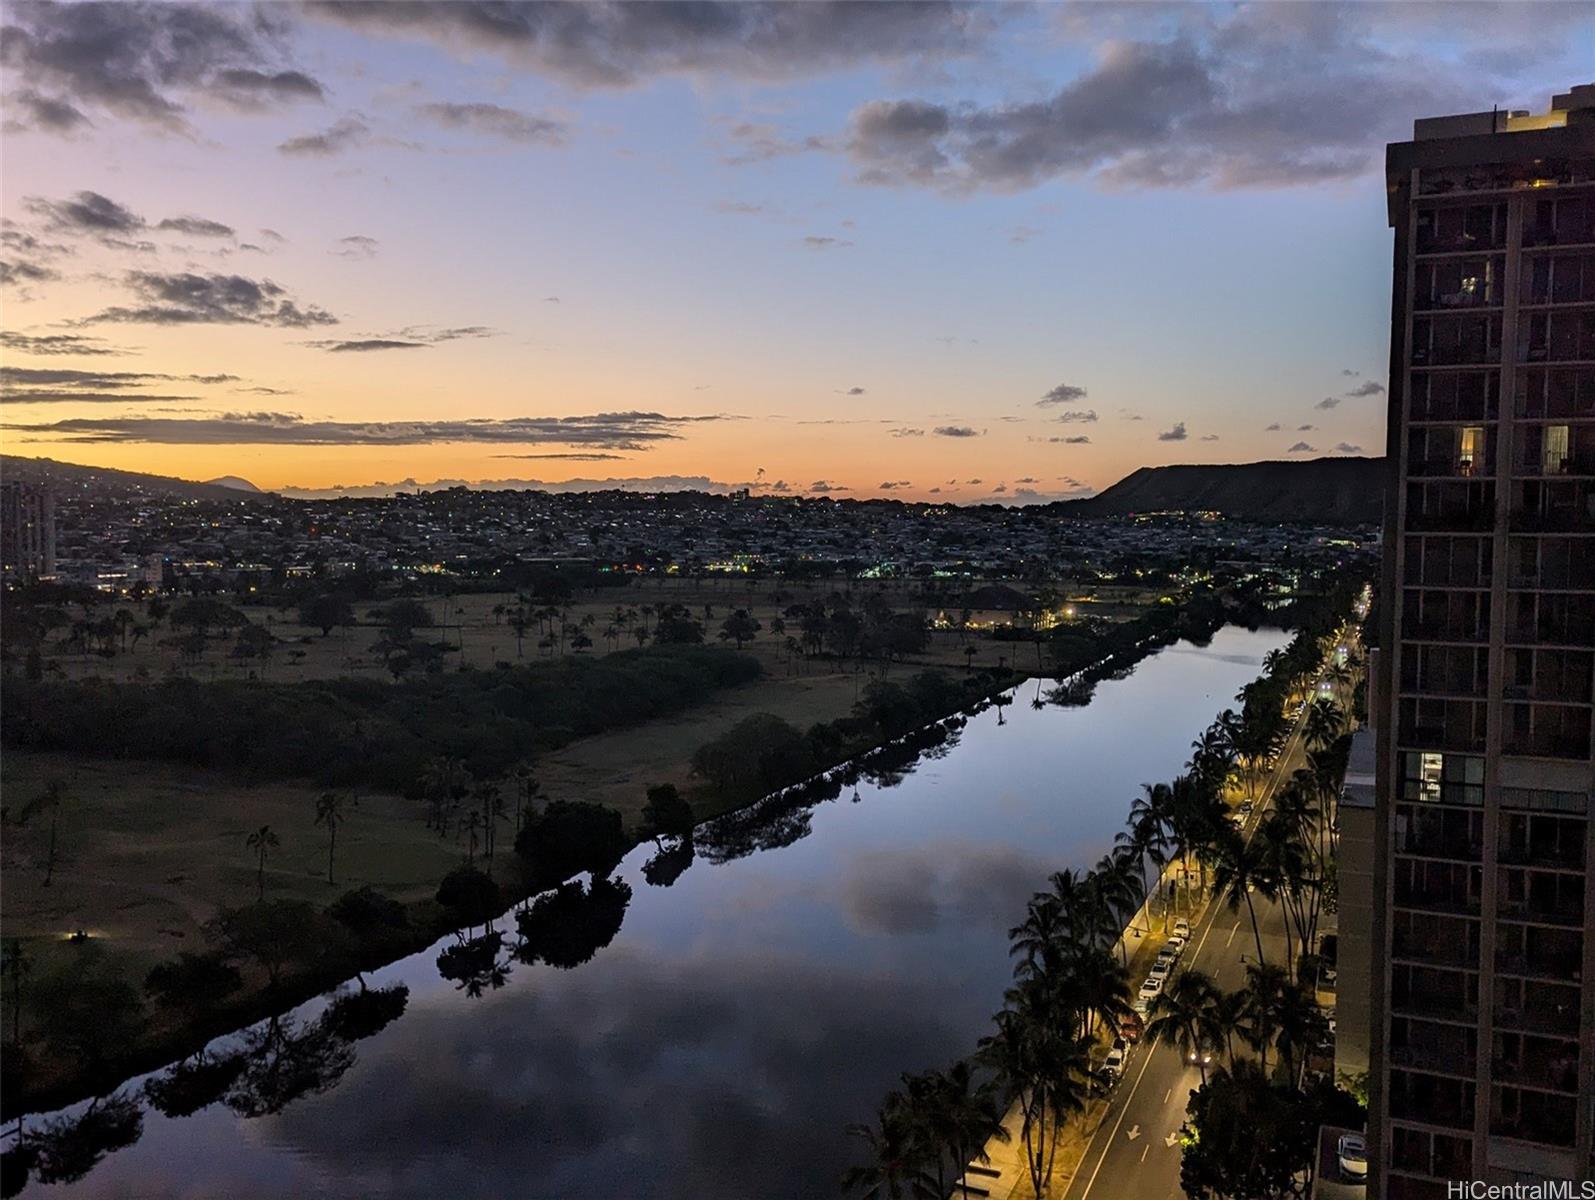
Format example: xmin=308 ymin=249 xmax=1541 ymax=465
xmin=1140 ymin=1145 xmax=1149 ymax=1164
xmin=1163 ymin=1088 xmax=1171 ymax=1104
xmin=1126 ymin=1124 xmax=1141 ymax=1141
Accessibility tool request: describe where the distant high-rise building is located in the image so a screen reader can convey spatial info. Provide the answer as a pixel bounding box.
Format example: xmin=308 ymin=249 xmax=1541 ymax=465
xmin=0 ymin=481 xmax=56 ymax=580
xmin=1366 ymin=85 xmax=1595 ymax=1195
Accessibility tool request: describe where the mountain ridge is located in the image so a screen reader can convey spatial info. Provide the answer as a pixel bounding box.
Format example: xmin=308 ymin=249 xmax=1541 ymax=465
xmin=1060 ymin=456 xmax=1384 ymax=523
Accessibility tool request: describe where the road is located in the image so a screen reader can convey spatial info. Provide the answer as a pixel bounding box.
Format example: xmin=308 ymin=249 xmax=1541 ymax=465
xmin=1057 ymin=698 xmax=1318 ymax=1200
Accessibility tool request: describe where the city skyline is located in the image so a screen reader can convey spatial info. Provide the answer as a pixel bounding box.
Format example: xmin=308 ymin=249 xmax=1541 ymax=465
xmin=2 ymin=1 xmax=1590 ymax=501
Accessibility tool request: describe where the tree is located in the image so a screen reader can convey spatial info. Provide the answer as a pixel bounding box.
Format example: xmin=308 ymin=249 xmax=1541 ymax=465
xmin=32 ymin=961 xmax=145 ymax=1068
xmin=718 ymin=608 xmax=761 ymax=648
xmin=978 ymin=1003 xmax=1091 ymax=1199
xmin=245 ymin=824 xmax=280 ymax=902
xmin=314 ymin=792 xmax=352 ymax=885
xmin=144 ymin=951 xmax=242 ymax=1015
xmin=1179 ymin=1060 xmax=1318 ymax=1200
xmin=1146 ymin=969 xmax=1226 ymax=1083
xmin=209 ymin=900 xmax=332 ymax=989
xmin=639 ymin=782 xmax=693 ymax=844
xmin=17 ymin=780 xmax=66 ymax=887
xmin=1 ymin=939 xmax=30 ymax=1050
xmin=842 ymin=1093 xmax=939 ymax=1200
xmin=435 ymin=864 xmax=503 ymax=928
xmin=515 ymin=800 xmax=630 ymax=888
xmin=514 ymin=877 xmax=631 ymax=969
xmin=1212 ymin=825 xmax=1276 ymax=968
xmin=298 ymin=592 xmax=354 ymax=637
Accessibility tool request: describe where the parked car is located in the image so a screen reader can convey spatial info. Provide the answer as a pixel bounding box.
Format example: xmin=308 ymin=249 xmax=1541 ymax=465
xmin=1173 ymin=918 xmax=1191 ymax=940
xmin=1103 ymin=1045 xmax=1126 ymax=1077
xmin=1133 ymin=994 xmax=1151 ymax=1017
xmin=1239 ymin=799 xmax=1254 ymax=816
xmin=1148 ymin=959 xmax=1170 ymax=982
xmin=1120 ymin=1014 xmax=1144 ymax=1043
xmin=1155 ymin=948 xmax=1178 ymax=970
xmin=1164 ymin=934 xmax=1186 ymax=957
xmin=1337 ymin=1133 xmax=1367 ymax=1180
xmin=1138 ymin=977 xmax=1163 ymax=1001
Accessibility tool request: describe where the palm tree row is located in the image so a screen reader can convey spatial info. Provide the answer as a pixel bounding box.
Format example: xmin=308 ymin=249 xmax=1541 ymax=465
xmin=1146 ymin=962 xmax=1329 ymax=1089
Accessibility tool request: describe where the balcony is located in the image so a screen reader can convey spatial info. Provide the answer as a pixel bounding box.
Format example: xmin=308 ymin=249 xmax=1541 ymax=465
xmin=1391 ymin=1044 xmax=1478 ymax=1077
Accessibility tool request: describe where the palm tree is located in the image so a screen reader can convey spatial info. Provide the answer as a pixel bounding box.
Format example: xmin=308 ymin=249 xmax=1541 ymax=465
xmin=1089 ymin=850 xmax=1145 ymax=966
xmin=1237 ymin=962 xmax=1289 ymax=1078
xmin=313 ymin=792 xmax=350 ymax=885
xmin=2 ymin=939 xmax=31 ymax=1049
xmin=842 ymin=1094 xmax=938 ymax=1199
xmin=1270 ymin=978 xmax=1329 ymax=1084
xmin=245 ymin=824 xmax=279 ymax=902
xmin=18 ymin=780 xmax=66 ymax=887
xmin=924 ymin=1060 xmax=1010 ymax=1199
xmin=1146 ymin=969 xmax=1225 ymax=1083
xmin=1212 ymin=825 xmax=1277 ymax=967
xmin=1304 ymin=697 xmax=1343 ymax=752
xmin=1256 ymin=809 xmax=1310 ymax=978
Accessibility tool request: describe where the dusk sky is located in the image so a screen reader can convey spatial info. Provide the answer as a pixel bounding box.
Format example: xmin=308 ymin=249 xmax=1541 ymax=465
xmin=2 ymin=1 xmax=1590 ymax=502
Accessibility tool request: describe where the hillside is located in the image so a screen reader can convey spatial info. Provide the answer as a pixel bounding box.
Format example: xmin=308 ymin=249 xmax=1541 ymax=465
xmin=1065 ymin=457 xmax=1385 ymax=523
xmin=0 ymin=455 xmax=270 ymax=502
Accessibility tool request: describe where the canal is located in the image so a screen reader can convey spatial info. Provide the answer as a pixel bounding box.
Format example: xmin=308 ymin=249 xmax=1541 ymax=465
xmin=12 ymin=624 xmax=1290 ymax=1199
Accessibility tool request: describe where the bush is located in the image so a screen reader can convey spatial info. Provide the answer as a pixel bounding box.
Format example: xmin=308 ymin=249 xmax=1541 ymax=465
xmin=435 ymin=866 xmax=503 ymax=927
xmin=515 ymin=801 xmax=630 ymax=889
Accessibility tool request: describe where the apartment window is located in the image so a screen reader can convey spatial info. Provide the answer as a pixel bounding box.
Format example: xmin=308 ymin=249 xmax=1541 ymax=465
xmin=1415 ymin=369 xmax=1499 ymax=421
xmin=1403 ymin=535 xmax=1492 ymax=587
xmin=1494 ymin=976 xmax=1582 ymax=1038
xmin=1417 ymin=256 xmax=1501 ymax=309
xmin=1388 ymin=1068 xmax=1477 ymax=1130
xmin=1405 ymin=479 xmax=1495 ymax=531
xmin=1413 ymin=313 xmax=1504 ymax=365
xmin=1509 ymin=477 xmax=1595 ymax=531
xmin=1504 ymin=648 xmax=1593 ymax=704
xmin=1497 ymin=866 xmax=1586 ymax=926
xmin=1394 ymin=858 xmax=1483 ymax=916
xmin=1505 ymin=591 xmax=1595 ymax=646
xmin=1402 ymin=588 xmax=1490 ymax=642
xmin=1401 ymin=642 xmax=1488 ymax=696
xmin=1406 ymin=425 xmax=1494 ymax=478
xmin=1394 ymin=803 xmax=1483 ymax=860
xmin=1417 ymin=202 xmax=1508 ymax=253
xmin=1390 ymin=1126 xmax=1473 ymax=1180
xmin=1504 ymin=701 xmax=1592 ymax=759
xmin=1495 ymin=920 xmax=1584 ymax=980
xmin=1508 ymin=536 xmax=1595 ymax=589
xmin=1392 ymin=909 xmax=1481 ymax=967
xmin=1526 ymin=195 xmax=1595 ymax=247
xmin=1515 ymin=366 xmax=1595 ymax=420
xmin=1399 ymin=751 xmax=1483 ymax=804
xmin=1520 ymin=309 xmax=1595 ymax=363
xmin=1522 ymin=251 xmax=1595 ymax=304
xmin=1490 ymin=1086 xmax=1577 ymax=1147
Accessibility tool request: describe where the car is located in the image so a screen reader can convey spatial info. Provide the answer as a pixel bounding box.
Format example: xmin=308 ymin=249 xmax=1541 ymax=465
xmin=1163 ymin=935 xmax=1186 ymax=958
xmin=1119 ymin=1014 xmax=1144 ymax=1043
xmin=1239 ymin=799 xmax=1254 ymax=815
xmin=1133 ymin=994 xmax=1151 ymax=1017
xmin=1184 ymin=1047 xmax=1214 ymax=1067
xmin=1155 ymin=947 xmax=1178 ymax=969
xmin=1337 ymin=1133 xmax=1367 ymax=1180
xmin=1103 ymin=1046 xmax=1126 ymax=1077
xmin=1173 ymin=918 xmax=1191 ymax=940
xmin=1138 ymin=977 xmax=1163 ymax=1001
xmin=1148 ymin=960 xmax=1170 ymax=981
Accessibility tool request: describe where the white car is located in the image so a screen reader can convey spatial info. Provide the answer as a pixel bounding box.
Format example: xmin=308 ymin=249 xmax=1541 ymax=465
xmin=1103 ymin=1046 xmax=1126 ymax=1077
xmin=1337 ymin=1133 xmax=1367 ymax=1180
xmin=1133 ymin=994 xmax=1151 ymax=1017
xmin=1173 ymin=918 xmax=1191 ymax=940
xmin=1148 ymin=960 xmax=1170 ymax=982
xmin=1155 ymin=947 xmax=1178 ymax=970
xmin=1139 ymin=977 xmax=1163 ymax=1001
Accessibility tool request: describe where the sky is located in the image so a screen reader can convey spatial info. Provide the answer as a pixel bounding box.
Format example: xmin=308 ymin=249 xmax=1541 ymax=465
xmin=1 ymin=2 xmax=1590 ymax=503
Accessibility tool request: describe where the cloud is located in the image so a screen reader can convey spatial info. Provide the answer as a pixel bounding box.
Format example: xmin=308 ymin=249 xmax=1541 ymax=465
xmin=1052 ymin=435 xmax=1091 ymax=444
xmin=334 ymin=234 xmax=380 ymax=260
xmin=0 ymin=331 xmax=126 ymax=356
xmin=305 ymin=1 xmax=997 ymax=90
xmin=1314 ymin=396 xmax=1341 ymax=410
xmin=1333 ymin=442 xmax=1364 ymax=454
xmin=234 ymin=385 xmax=294 ymax=396
xmin=157 ymin=215 xmax=235 ymax=238
xmin=1345 ymin=379 xmax=1385 ymax=397
xmin=878 ymin=480 xmax=911 ymax=490
xmin=1051 ymin=409 xmax=1097 ymax=424
xmin=26 ymin=189 xmax=143 ymax=235
xmin=492 ymin=452 xmax=631 ymax=462
xmin=1341 ymin=368 xmax=1359 ymax=377
xmin=808 ymin=480 xmax=849 ymax=493
xmin=840 ymin=5 xmax=1587 ymax=193
xmin=303 ymin=326 xmax=496 ymax=352
xmin=415 ymin=101 xmax=566 ymax=144
xmin=1200 ymin=433 xmax=1220 ymax=441
xmin=0 ymin=364 xmax=242 ymax=405
xmin=1157 ymin=421 xmax=1187 ymax=442
xmin=3 ymin=88 xmax=91 ymax=133
xmin=4 ymin=410 xmax=732 ymax=446
xmin=889 ymin=427 xmax=924 ymax=438
xmin=1009 ymin=225 xmax=1042 ymax=244
xmin=841 ymin=385 xmax=866 ymax=395
xmin=801 ymin=235 xmax=852 ymax=250
xmin=1298 ymin=423 xmax=1315 ymax=431
xmin=0 ymin=2 xmax=324 ymax=132
xmin=1287 ymin=441 xmax=1316 ymax=453
xmin=0 ymin=259 xmax=58 ymax=285
xmin=279 ymin=115 xmax=371 ymax=157
xmin=1119 ymin=409 xmax=1143 ymax=421
xmin=720 ymin=120 xmax=830 ymax=165
xmin=1264 ymin=422 xmax=1281 ymax=431
xmin=83 ymin=271 xmax=337 ymax=327
xmin=933 ymin=425 xmax=980 ymax=438
xmin=1037 ymin=383 xmax=1088 ymax=408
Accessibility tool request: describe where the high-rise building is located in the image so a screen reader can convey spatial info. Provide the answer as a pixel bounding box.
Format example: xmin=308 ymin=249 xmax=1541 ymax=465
xmin=0 ymin=481 xmax=56 ymax=581
xmin=1367 ymin=86 xmax=1595 ymax=1195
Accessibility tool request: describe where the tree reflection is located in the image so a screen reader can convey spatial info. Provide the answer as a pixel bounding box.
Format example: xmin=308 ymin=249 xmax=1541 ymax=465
xmin=14 ymin=1092 xmax=142 ymax=1187
xmin=641 ymin=838 xmax=694 ymax=888
xmin=437 ymin=931 xmax=512 ymax=997
xmin=143 ymin=1049 xmax=248 ymax=1119
xmin=515 ymin=877 xmax=631 ymax=969
xmin=224 ymin=1014 xmax=356 ymax=1119
xmin=322 ymin=982 xmax=409 ymax=1042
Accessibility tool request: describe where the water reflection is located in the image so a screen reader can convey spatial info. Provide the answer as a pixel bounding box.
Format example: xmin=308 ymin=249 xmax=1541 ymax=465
xmin=9 ymin=626 xmax=1288 ymax=1199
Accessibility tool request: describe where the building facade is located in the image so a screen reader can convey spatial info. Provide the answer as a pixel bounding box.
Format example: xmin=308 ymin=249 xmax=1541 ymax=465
xmin=1369 ymin=86 xmax=1595 ymax=1195
xmin=0 ymin=481 xmax=56 ymax=581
